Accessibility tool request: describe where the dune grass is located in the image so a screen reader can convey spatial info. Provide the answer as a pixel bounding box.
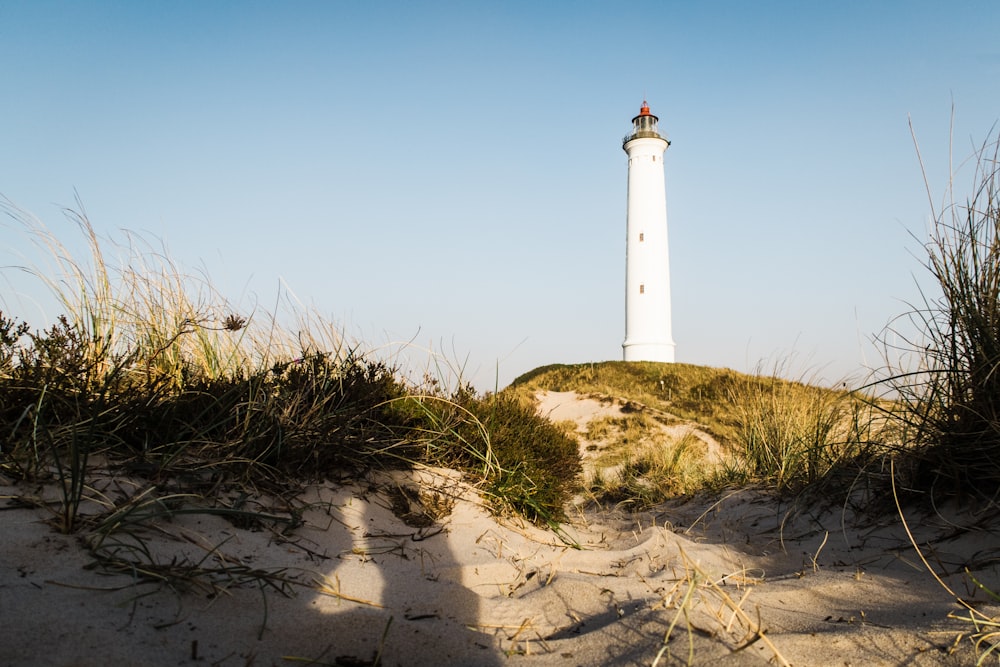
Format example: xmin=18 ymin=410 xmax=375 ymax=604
xmin=874 ymin=132 xmax=1000 ymax=502
xmin=586 ymin=429 xmax=708 ymax=507
xmin=720 ymin=362 xmax=888 ymax=494
xmin=866 ymin=131 xmax=1000 ymax=664
xmin=0 ymin=204 xmax=579 ymax=549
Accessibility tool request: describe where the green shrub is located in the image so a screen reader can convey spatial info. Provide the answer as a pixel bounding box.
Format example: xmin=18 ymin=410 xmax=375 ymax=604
xmin=387 ymin=388 xmax=581 ymax=524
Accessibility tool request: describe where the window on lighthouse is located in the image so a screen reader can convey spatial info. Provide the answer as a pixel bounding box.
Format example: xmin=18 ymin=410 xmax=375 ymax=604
xmin=639 ymin=232 xmax=644 ymax=242
xmin=639 ymin=284 xmax=645 ymax=294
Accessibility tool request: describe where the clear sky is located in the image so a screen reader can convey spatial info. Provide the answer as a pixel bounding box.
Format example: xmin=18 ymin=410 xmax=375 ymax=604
xmin=2 ymin=1 xmax=999 ymax=389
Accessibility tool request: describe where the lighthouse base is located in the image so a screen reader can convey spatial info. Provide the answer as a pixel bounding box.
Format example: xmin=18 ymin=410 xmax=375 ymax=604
xmin=623 ymin=341 xmax=675 ymax=363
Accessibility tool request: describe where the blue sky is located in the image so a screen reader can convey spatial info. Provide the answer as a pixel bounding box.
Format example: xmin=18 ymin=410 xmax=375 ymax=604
xmin=2 ymin=1 xmax=999 ymax=389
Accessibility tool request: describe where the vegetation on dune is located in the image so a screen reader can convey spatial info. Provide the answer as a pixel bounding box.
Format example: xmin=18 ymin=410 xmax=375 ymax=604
xmin=722 ymin=363 xmax=889 ymax=494
xmin=875 ymin=132 xmax=1000 ymax=502
xmin=512 ymin=359 xmax=884 ymax=505
xmin=585 ymin=427 xmax=709 ymax=506
xmin=512 ymin=361 xmax=745 ymax=445
xmin=386 ymin=387 xmax=579 ymax=524
xmin=0 ymin=205 xmax=579 ymax=548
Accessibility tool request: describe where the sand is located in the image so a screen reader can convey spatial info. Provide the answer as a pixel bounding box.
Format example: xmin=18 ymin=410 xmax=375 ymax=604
xmin=2 ymin=391 xmax=999 ymax=666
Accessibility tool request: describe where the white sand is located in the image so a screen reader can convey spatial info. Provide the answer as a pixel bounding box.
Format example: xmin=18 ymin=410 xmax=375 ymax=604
xmin=2 ymin=392 xmax=999 ymax=666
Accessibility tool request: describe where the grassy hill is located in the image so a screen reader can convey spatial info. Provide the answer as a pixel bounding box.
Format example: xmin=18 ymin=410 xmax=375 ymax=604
xmin=508 ymin=361 xmax=880 ymax=504
xmin=510 ymin=360 xmax=863 ymax=446
xmin=510 ymin=361 xmax=748 ymax=446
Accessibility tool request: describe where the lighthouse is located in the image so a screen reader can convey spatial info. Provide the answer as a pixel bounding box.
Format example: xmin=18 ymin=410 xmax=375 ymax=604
xmin=622 ymin=101 xmax=675 ymax=363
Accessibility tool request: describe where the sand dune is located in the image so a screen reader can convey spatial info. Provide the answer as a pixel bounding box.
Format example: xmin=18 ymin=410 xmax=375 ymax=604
xmin=2 ymin=393 xmax=998 ymax=666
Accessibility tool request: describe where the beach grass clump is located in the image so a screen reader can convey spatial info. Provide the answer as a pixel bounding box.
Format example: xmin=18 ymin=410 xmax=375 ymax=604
xmin=577 ymin=411 xmax=712 ymax=506
xmin=4 ymin=200 xmax=283 ymax=389
xmin=871 ymin=130 xmax=1000 ymax=666
xmin=720 ymin=364 xmax=880 ymax=493
xmin=876 ymin=133 xmax=1000 ymax=499
xmin=588 ymin=432 xmax=708 ymax=508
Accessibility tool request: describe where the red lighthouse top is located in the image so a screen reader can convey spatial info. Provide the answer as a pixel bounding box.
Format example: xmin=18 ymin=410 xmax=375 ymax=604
xmin=624 ymin=100 xmax=668 ymax=147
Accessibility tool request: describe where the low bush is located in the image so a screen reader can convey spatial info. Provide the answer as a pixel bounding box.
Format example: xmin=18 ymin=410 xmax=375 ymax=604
xmin=387 ymin=389 xmax=580 ymax=524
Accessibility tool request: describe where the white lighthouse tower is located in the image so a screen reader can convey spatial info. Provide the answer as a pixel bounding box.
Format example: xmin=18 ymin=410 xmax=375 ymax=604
xmin=622 ymin=101 xmax=675 ymax=363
